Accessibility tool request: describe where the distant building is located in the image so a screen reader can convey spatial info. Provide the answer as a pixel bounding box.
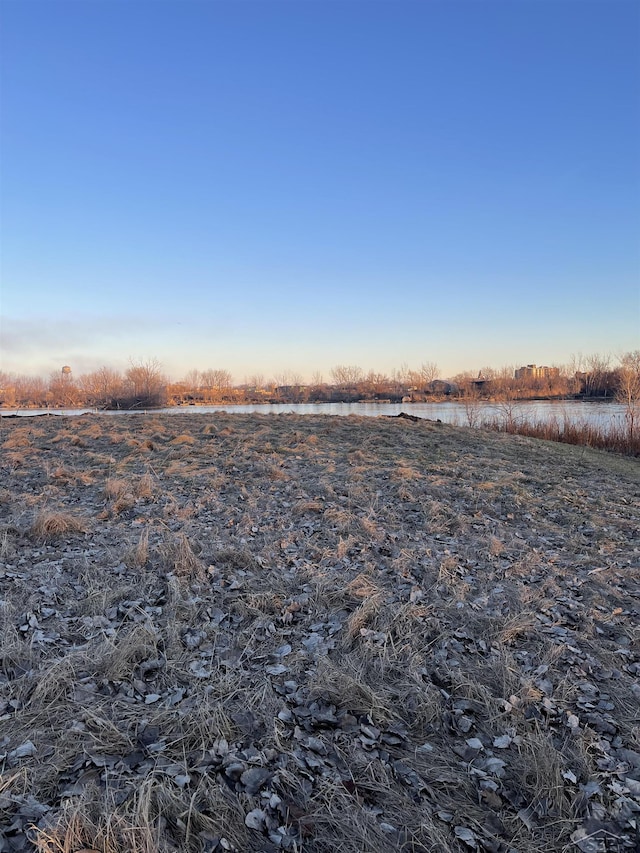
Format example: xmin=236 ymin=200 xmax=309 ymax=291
xmin=471 ymin=371 xmax=487 ymax=389
xmin=514 ymin=364 xmax=560 ymax=380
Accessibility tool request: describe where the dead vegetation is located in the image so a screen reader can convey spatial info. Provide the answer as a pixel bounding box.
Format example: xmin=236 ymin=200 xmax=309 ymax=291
xmin=0 ymin=412 xmax=638 ymax=853
xmin=30 ymin=512 xmax=87 ymax=542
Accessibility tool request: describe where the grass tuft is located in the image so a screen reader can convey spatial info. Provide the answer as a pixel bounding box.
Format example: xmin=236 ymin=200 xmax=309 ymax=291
xmin=31 ymin=511 xmax=87 ymax=541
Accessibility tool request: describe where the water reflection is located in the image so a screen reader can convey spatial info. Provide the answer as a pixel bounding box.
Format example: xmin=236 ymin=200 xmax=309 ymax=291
xmin=1 ymin=400 xmax=627 ymax=428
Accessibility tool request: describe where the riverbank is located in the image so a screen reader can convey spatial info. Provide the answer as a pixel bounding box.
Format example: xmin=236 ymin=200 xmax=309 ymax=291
xmin=1 ymin=414 xmax=638 ymax=852
xmin=0 ymin=394 xmax=620 ymax=415
xmin=2 ymin=399 xmax=635 ymax=457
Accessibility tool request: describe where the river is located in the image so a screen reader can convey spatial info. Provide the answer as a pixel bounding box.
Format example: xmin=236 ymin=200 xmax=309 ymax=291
xmin=1 ymin=400 xmax=628 ymax=429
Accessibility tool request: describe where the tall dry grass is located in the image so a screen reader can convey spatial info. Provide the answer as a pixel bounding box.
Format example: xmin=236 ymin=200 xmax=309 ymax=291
xmin=481 ymin=410 xmax=640 ymax=455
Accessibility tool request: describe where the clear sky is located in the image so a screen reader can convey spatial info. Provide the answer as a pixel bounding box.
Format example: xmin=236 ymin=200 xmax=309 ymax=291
xmin=1 ymin=0 xmax=638 ymax=383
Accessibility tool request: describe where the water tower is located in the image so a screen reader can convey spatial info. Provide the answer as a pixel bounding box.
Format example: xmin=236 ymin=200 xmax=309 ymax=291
xmin=61 ymin=365 xmax=72 ymax=384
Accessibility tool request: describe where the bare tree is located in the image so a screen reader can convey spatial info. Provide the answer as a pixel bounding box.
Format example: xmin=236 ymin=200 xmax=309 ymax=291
xmin=200 ymin=368 xmax=233 ymax=402
xmin=616 ymin=351 xmax=640 ymax=441
xmin=451 ymin=371 xmax=473 ymax=393
xmin=183 ymin=369 xmax=201 ymax=393
xmin=245 ymin=373 xmax=265 ymax=391
xmin=420 ymin=361 xmax=439 ymax=385
xmin=202 ymin=368 xmax=232 ymax=390
xmin=49 ymin=370 xmax=81 ymax=407
xmin=569 ymin=352 xmax=585 ymax=374
xmin=13 ymin=375 xmax=48 ymax=407
xmin=274 ymin=370 xmax=303 ymax=387
xmin=405 ymin=362 xmax=439 ymax=392
xmin=0 ymin=372 xmax=17 ymax=407
xmin=462 ymin=382 xmax=482 ymax=427
xmin=79 ymin=367 xmax=124 ymax=408
xmin=584 ymin=353 xmax=613 ymax=397
xmin=330 ymin=365 xmax=363 ymax=386
xmin=125 ymin=358 xmax=167 ymax=407
xmin=363 ymin=370 xmax=390 ymax=396
xmin=391 ymin=364 xmax=410 ymax=390
xmin=490 ymin=366 xmax=520 ymax=429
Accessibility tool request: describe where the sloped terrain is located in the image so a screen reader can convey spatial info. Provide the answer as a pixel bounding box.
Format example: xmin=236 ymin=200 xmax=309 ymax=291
xmin=0 ymin=413 xmax=638 ymax=853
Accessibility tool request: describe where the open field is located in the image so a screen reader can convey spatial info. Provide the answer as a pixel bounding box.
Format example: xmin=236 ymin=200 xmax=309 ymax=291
xmin=0 ymin=413 xmax=638 ymax=853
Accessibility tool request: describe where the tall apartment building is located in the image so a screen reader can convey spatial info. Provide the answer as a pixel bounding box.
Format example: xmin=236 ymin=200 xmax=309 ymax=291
xmin=514 ymin=364 xmax=560 ymax=380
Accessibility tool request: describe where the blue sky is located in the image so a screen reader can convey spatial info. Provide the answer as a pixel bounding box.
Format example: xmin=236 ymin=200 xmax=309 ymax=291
xmin=1 ymin=0 xmax=638 ymax=382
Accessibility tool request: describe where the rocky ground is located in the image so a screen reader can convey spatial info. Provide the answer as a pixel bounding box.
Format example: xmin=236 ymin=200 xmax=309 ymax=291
xmin=0 ymin=412 xmax=638 ymax=853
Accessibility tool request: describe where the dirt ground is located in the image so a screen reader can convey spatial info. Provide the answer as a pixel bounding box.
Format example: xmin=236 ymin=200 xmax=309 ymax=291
xmin=0 ymin=413 xmax=638 ymax=853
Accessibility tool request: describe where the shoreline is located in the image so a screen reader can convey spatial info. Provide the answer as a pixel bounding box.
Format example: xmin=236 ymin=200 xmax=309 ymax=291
xmin=0 ymin=393 xmax=619 ymax=416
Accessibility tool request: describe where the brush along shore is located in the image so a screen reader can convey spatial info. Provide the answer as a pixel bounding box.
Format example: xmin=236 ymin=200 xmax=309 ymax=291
xmin=0 ymin=413 xmax=638 ymax=853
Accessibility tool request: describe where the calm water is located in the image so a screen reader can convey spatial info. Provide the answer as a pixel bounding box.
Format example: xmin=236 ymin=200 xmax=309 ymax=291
xmin=1 ymin=400 xmax=628 ymax=429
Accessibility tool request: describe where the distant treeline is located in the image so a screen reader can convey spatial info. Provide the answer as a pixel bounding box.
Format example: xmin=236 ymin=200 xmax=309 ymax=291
xmin=1 ymin=353 xmax=638 ymax=411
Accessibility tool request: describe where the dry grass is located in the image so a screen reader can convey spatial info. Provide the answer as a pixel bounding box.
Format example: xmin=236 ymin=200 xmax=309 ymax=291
xmin=482 ymin=411 xmax=640 ymax=456
xmin=162 ymin=532 xmax=205 ymax=580
xmin=2 ymin=431 xmax=32 ymax=449
xmin=33 ymin=785 xmax=161 ymax=853
xmin=104 ymin=478 xmax=131 ymax=500
xmin=0 ymin=412 xmax=637 ymax=853
xmin=30 ymin=511 xmax=87 ymax=541
xmin=345 ymin=593 xmax=384 ymax=640
xmin=126 ymin=527 xmax=150 ymax=568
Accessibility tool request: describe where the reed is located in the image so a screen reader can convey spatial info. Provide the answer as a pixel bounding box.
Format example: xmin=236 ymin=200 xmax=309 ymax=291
xmin=480 ymin=411 xmax=640 ymax=456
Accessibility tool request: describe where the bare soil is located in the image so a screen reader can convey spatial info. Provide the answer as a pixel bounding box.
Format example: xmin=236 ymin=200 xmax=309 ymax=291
xmin=0 ymin=413 xmax=638 ymax=853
